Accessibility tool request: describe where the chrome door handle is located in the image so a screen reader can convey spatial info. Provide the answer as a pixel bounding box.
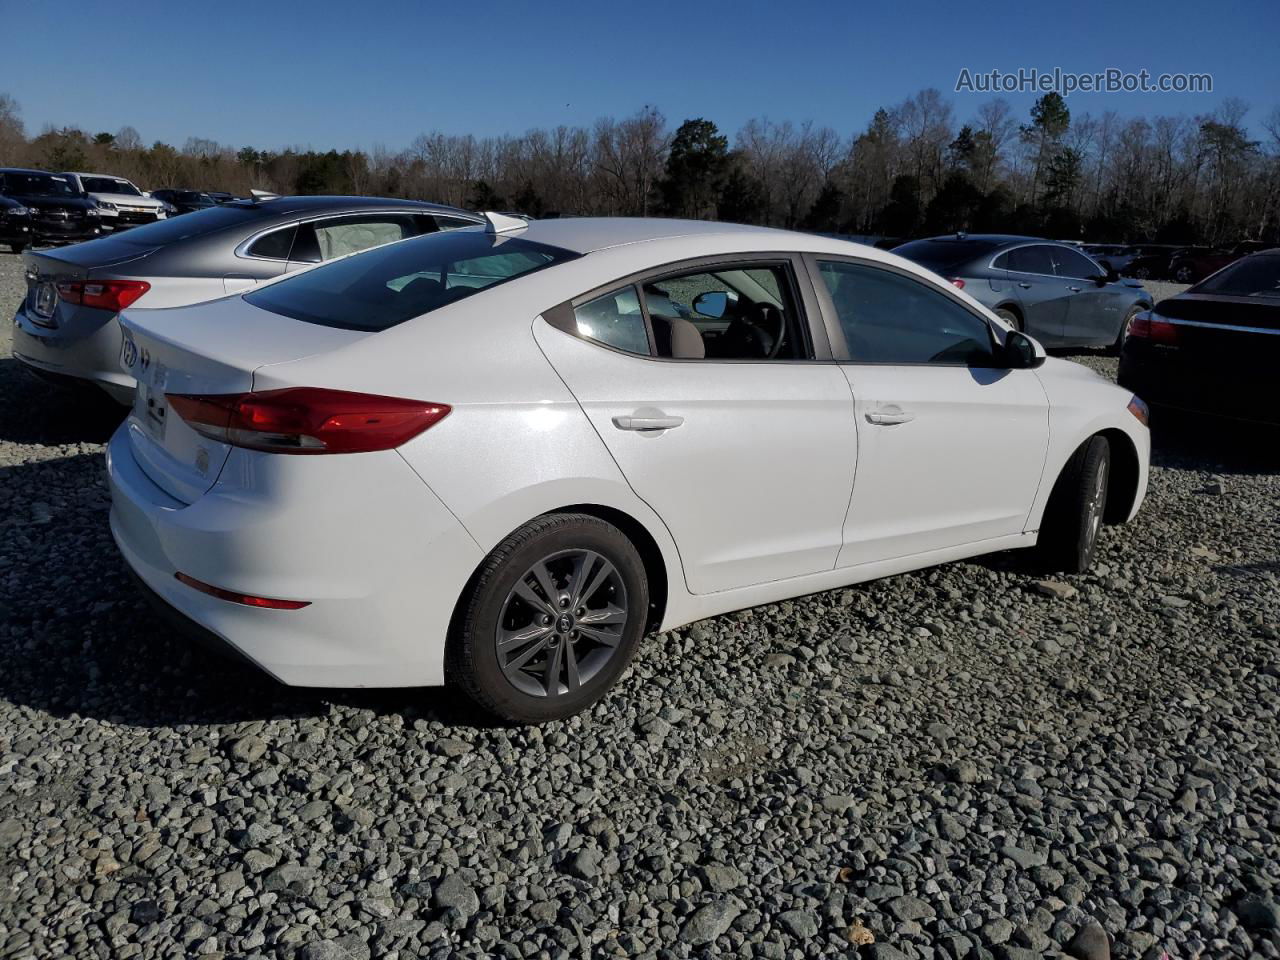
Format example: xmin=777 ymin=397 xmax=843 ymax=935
xmin=1067 ymin=285 xmax=1082 ymax=292
xmin=865 ymin=411 xmax=915 ymax=426
xmin=1017 ymin=282 xmax=1032 ymax=289
xmin=613 ymin=415 xmax=684 ymax=431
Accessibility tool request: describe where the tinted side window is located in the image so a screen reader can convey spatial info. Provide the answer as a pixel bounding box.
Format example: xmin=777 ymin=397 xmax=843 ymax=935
xmin=572 ymin=286 xmax=651 ymax=355
xmin=291 ymin=215 xmax=418 ymax=264
xmin=246 ymin=225 xmax=296 ymax=260
xmin=992 ymin=251 xmax=1011 ymax=269
xmin=1052 ymin=247 xmax=1101 ymax=279
xmin=434 ymin=215 xmax=478 ymax=230
xmin=818 ymin=261 xmax=996 ymax=366
xmin=1007 ymin=246 xmax=1056 ymax=275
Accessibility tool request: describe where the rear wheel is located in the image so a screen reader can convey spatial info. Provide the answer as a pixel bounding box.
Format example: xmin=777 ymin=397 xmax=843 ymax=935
xmin=1173 ymin=263 xmax=1195 ymax=284
xmin=995 ymin=307 xmax=1022 ymax=331
xmin=447 ymin=513 xmax=649 ymax=723
xmin=1133 ymin=265 xmax=1151 ymax=280
xmin=1036 ymin=436 xmax=1110 ymax=574
xmin=7 ymin=242 xmax=24 ymax=254
xmin=1110 ymin=304 xmax=1141 ymax=354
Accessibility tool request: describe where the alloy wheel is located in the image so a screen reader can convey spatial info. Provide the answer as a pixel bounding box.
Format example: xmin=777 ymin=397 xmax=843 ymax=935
xmin=1086 ymin=460 xmax=1108 ymax=549
xmin=496 ymin=550 xmax=629 ymax=698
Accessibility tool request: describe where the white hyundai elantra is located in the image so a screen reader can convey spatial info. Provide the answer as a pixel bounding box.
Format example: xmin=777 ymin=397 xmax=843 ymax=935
xmin=106 ymin=214 xmax=1150 ymax=723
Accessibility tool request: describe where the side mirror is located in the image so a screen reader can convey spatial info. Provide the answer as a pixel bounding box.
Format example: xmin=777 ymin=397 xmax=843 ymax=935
xmin=692 ymin=290 xmax=729 ymax=319
xmin=1003 ymin=330 xmax=1046 ymax=369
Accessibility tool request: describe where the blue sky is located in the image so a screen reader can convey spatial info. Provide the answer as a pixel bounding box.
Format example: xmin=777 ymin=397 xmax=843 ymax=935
xmin=4 ymin=0 xmax=1276 ymax=150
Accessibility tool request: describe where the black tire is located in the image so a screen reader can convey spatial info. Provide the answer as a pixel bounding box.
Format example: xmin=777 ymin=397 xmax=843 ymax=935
xmin=1172 ymin=263 xmax=1194 ymax=284
xmin=995 ymin=307 xmax=1022 ymax=331
xmin=1133 ymin=266 xmax=1151 ymax=279
xmin=1109 ymin=304 xmax=1141 ymax=354
xmin=446 ymin=513 xmax=649 ymax=723
xmin=1036 ymin=436 xmax=1110 ymax=574
xmin=7 ymin=242 xmax=24 ymax=254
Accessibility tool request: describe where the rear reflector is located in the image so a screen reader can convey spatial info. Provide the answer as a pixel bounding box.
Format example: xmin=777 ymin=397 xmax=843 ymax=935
xmin=166 ymin=388 xmax=450 ymax=454
xmin=56 ymin=279 xmax=150 ymax=312
xmin=1126 ymin=311 xmax=1179 ymax=345
xmin=175 ymin=572 xmax=310 ymax=610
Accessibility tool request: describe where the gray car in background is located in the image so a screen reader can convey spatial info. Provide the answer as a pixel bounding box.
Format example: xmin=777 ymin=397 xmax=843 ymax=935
xmin=12 ymin=195 xmax=480 ymax=402
xmin=893 ymin=234 xmax=1152 ymax=349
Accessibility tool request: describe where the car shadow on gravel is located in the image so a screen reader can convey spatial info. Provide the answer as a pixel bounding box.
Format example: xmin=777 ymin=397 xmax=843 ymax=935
xmin=0 ymin=358 xmax=127 ymax=445
xmin=0 ymin=453 xmax=499 ymax=730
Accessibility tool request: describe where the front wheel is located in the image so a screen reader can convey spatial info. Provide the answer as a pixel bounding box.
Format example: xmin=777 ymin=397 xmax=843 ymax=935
xmin=1110 ymin=305 xmax=1141 ymax=354
xmin=7 ymin=242 xmax=25 ymax=254
xmin=1173 ymin=264 xmax=1195 ymax=284
xmin=447 ymin=513 xmax=649 ymax=723
xmin=995 ymin=307 xmax=1022 ymax=331
xmin=1036 ymin=437 xmax=1110 ymax=574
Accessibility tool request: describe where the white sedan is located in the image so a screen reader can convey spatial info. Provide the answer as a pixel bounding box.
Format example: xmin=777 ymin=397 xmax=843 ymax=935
xmin=106 ymin=215 xmax=1150 ymax=723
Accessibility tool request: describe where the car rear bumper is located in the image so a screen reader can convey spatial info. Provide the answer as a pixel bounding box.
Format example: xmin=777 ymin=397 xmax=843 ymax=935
xmin=106 ymin=424 xmax=484 ymax=688
xmin=1118 ymin=339 xmax=1280 ymax=426
xmin=12 ymin=302 xmax=135 ymax=402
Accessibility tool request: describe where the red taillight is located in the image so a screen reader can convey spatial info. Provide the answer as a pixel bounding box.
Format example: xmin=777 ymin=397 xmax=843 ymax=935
xmin=166 ymin=387 xmax=450 ymax=454
xmin=175 ymin=572 xmax=310 ymax=610
xmin=1126 ymin=311 xmax=1179 ymax=345
xmin=55 ymin=279 xmax=150 ymax=311
xmin=948 ymin=277 xmax=966 ymax=289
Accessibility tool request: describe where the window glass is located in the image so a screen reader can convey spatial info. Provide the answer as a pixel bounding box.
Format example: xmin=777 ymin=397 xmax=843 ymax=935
xmin=1052 ymin=247 xmax=1101 ymax=279
xmin=246 ymin=225 xmax=296 ymax=260
xmin=314 ymin=216 xmax=414 ymax=259
xmin=105 ymin=204 xmax=270 ymax=246
xmin=82 ymin=176 xmax=142 ymax=196
xmin=818 ymin=260 xmax=996 ymax=365
xmin=1195 ymin=255 xmax=1280 ymax=298
xmin=893 ymin=238 xmax=1003 ymax=274
xmin=1006 ymin=246 xmax=1056 ymax=275
xmin=434 ymin=215 xmax=478 ymax=230
xmin=572 ymin=286 xmax=650 ymax=355
xmin=244 ymin=231 xmax=577 ymax=331
xmin=640 ymin=263 xmax=805 ymax=359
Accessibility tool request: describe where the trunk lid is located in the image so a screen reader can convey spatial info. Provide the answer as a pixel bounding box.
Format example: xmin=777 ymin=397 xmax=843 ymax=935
xmin=22 ymin=243 xmax=159 ymax=324
xmin=119 ymin=297 xmax=370 ymax=503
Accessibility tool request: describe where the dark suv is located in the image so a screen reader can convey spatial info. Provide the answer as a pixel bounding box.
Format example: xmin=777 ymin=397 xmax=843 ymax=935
xmin=0 ymin=169 xmax=106 ymax=250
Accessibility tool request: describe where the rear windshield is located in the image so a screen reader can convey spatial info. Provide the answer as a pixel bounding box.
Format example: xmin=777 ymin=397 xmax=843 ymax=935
xmin=108 ymin=204 xmax=270 ymax=245
xmin=893 ymin=238 xmax=1001 ymax=273
xmin=244 ymin=229 xmax=579 ymax=331
xmin=1194 ymin=256 xmax=1280 ymax=299
xmin=82 ymin=176 xmax=141 ymax=196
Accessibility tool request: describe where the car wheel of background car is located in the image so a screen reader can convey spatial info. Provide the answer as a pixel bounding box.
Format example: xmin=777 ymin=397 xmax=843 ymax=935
xmin=1035 ymin=436 xmax=1110 ymax=575
xmin=995 ymin=307 xmax=1022 ymax=331
xmin=1173 ymin=263 xmax=1195 ymax=284
xmin=446 ymin=513 xmax=649 ymax=724
xmin=1133 ymin=266 xmax=1151 ymax=279
xmin=7 ymin=243 xmax=24 ymax=254
xmin=1110 ymin=305 xmax=1142 ymax=355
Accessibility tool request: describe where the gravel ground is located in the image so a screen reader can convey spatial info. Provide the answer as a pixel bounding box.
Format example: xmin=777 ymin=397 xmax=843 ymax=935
xmin=1 ymin=252 xmax=1277 ymax=960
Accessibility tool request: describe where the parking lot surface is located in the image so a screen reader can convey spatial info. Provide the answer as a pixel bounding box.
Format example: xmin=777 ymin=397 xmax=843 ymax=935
xmin=0 ymin=252 xmax=1277 ymax=959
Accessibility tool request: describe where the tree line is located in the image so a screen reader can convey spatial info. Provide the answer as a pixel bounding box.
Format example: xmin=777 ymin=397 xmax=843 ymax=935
xmin=2 ymin=90 xmax=1278 ymax=244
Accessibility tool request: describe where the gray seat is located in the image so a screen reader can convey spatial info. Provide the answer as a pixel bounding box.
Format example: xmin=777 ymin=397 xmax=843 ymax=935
xmin=652 ymin=315 xmax=705 ymax=359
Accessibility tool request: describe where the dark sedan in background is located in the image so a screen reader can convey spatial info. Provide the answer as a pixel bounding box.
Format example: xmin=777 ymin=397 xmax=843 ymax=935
xmin=0 ymin=168 xmax=106 ymax=250
xmin=1168 ymin=240 xmax=1279 ymax=285
xmin=149 ymin=189 xmax=219 ymax=215
xmin=12 ymin=194 xmax=480 ymax=401
xmin=894 ymin=234 xmax=1152 ymax=348
xmin=1119 ymin=248 xmax=1280 ymax=425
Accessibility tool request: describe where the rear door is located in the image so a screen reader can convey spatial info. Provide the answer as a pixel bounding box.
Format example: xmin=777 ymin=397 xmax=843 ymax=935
xmin=536 ymin=256 xmax=856 ymax=595
xmin=810 ymin=256 xmax=1049 ymax=566
xmin=999 ymin=244 xmax=1071 ymax=344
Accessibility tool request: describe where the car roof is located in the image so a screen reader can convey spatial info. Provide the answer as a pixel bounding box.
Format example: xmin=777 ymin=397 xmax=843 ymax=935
xmin=0 ymin=167 xmax=65 ymax=175
xmin=909 ymin=234 xmax=1050 ymax=246
xmin=223 ymin=195 xmax=476 ymax=217
xmin=505 ymin=217 xmax=801 ymax=255
xmin=65 ymin=172 xmax=133 ymax=178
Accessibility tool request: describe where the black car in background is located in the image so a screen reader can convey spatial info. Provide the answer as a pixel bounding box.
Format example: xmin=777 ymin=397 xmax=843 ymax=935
xmin=0 ymin=193 xmax=33 ymax=252
xmin=1121 ymin=244 xmax=1184 ymax=280
xmin=0 ymin=168 xmax=106 ymax=250
xmin=1119 ymin=249 xmax=1280 ymax=425
xmin=150 ymin=189 xmax=218 ymax=215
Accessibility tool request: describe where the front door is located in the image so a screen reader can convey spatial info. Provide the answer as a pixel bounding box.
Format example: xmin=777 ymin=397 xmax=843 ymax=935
xmin=810 ymin=257 xmax=1049 ymax=566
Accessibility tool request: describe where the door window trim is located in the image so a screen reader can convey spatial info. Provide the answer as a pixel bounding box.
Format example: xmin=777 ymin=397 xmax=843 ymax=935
xmin=803 ymin=253 xmax=1007 ymax=367
xmin=543 ymin=252 xmax=834 ymax=363
xmin=989 ymin=241 xmax=1104 ymax=280
xmin=232 ymin=209 xmax=482 ymax=262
